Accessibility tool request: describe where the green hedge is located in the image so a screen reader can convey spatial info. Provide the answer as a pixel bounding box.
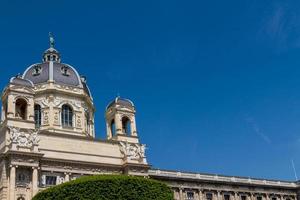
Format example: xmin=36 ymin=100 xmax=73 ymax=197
xmin=33 ymin=175 xmax=173 ymax=200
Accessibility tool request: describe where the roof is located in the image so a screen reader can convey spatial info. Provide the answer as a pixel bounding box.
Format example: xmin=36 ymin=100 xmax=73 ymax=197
xmin=10 ymin=76 xmax=34 ymax=87
xmin=20 ymin=45 xmax=92 ymax=98
xmin=106 ymin=96 xmax=135 ymax=110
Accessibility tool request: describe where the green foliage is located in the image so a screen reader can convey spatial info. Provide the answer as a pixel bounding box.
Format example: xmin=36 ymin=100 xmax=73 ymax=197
xmin=33 ymin=174 xmax=173 ymax=200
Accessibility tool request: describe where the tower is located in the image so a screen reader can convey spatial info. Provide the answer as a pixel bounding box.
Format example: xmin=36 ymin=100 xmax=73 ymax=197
xmin=105 ymin=97 xmax=138 ymax=143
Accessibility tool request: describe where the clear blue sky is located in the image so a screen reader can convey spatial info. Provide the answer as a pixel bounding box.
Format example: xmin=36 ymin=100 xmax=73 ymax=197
xmin=1 ymin=0 xmax=300 ymax=181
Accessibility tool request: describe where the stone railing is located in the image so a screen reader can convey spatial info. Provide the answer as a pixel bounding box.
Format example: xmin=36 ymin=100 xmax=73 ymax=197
xmin=148 ymin=169 xmax=297 ymax=188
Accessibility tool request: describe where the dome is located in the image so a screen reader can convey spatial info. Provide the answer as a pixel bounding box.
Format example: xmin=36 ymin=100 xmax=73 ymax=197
xmin=106 ymin=96 xmax=134 ymax=110
xmin=21 ymin=34 xmax=92 ymax=98
xmin=22 ymin=62 xmax=82 ymax=87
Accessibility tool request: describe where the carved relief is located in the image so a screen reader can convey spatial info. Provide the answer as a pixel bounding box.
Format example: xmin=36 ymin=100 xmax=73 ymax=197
xmin=53 ymin=97 xmax=81 ymax=111
xmin=41 ymin=97 xmax=51 ymax=107
xmin=43 ymin=111 xmax=49 ymax=125
xmin=76 ymin=116 xmax=81 ymax=128
xmin=119 ymin=142 xmax=146 ymax=160
xmin=8 ymin=126 xmax=40 ymax=148
xmin=34 ymin=84 xmax=47 ymax=90
xmin=54 ymin=111 xmax=59 ymax=125
xmin=54 ymin=84 xmax=79 ymax=93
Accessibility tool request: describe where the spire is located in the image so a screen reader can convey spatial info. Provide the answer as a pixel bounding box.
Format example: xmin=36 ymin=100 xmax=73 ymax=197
xmin=49 ymin=32 xmax=55 ymax=48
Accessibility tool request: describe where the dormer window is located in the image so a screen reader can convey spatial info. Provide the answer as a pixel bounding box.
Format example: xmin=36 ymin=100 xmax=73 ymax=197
xmin=61 ymin=66 xmax=70 ymax=76
xmin=32 ymin=65 xmax=42 ymax=76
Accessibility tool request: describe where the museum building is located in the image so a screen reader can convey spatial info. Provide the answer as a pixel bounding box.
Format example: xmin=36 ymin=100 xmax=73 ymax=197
xmin=0 ymin=37 xmax=299 ymax=200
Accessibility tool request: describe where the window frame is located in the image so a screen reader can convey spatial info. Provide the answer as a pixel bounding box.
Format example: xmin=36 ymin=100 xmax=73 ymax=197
xmin=61 ymin=104 xmax=73 ymax=128
xmin=34 ymin=104 xmax=42 ymax=128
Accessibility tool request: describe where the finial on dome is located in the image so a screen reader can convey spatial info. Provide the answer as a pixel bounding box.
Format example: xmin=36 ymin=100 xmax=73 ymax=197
xmin=49 ymin=32 xmax=55 ymax=48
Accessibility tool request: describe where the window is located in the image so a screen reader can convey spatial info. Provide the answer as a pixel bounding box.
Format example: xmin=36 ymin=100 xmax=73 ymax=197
xmin=15 ymin=98 xmax=27 ymax=120
xmin=17 ymin=173 xmax=26 ymax=182
xmin=110 ymin=119 xmax=116 ymax=135
xmin=241 ymin=196 xmax=247 ymax=200
xmin=34 ymin=104 xmax=41 ymax=128
xmin=187 ymin=191 xmax=194 ymax=200
xmin=257 ymin=197 xmax=262 ymax=200
xmin=61 ymin=104 xmax=73 ymax=127
xmin=46 ymin=176 xmax=57 ymax=186
xmin=32 ymin=65 xmax=42 ymax=76
xmin=17 ymin=197 xmax=25 ymax=200
xmin=224 ymin=195 xmax=230 ymax=200
xmin=16 ymin=168 xmax=30 ymax=187
xmin=121 ymin=117 xmax=131 ymax=135
xmin=272 ymin=198 xmax=277 ymax=200
xmin=206 ymin=193 xmax=213 ymax=200
xmin=61 ymin=66 xmax=70 ymax=76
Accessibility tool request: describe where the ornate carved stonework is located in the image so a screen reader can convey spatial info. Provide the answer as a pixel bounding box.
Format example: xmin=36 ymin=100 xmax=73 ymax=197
xmin=54 ymin=111 xmax=59 ymax=125
xmin=8 ymin=126 xmax=40 ymax=148
xmin=54 ymin=84 xmax=79 ymax=93
xmin=53 ymin=97 xmax=81 ymax=111
xmin=119 ymin=141 xmax=146 ymax=161
xmin=76 ymin=116 xmax=82 ymax=128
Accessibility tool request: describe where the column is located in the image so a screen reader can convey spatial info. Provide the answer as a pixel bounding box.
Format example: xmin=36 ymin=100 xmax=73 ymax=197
xmin=198 ymin=190 xmax=203 ymax=200
xmin=115 ymin=114 xmax=122 ymax=135
xmin=217 ymin=191 xmax=222 ymax=200
xmin=9 ymin=165 xmax=16 ymax=200
xmin=235 ymin=192 xmax=239 ymax=200
xmin=64 ymin=173 xmax=70 ymax=182
xmin=32 ymin=167 xmax=39 ymax=197
xmin=279 ymin=195 xmax=283 ymax=200
xmin=179 ymin=188 xmax=184 ymax=200
xmin=266 ymin=194 xmax=270 ymax=200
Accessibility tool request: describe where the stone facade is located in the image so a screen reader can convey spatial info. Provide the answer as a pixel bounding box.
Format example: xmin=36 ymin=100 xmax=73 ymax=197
xmin=0 ymin=37 xmax=299 ymax=200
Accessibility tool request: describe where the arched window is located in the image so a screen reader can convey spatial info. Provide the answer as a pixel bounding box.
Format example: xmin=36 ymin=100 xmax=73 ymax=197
xmin=15 ymin=98 xmax=27 ymax=120
xmin=122 ymin=117 xmax=131 ymax=135
xmin=61 ymin=104 xmax=73 ymax=127
xmin=34 ymin=104 xmax=41 ymax=128
xmin=110 ymin=119 xmax=116 ymax=136
xmin=17 ymin=197 xmax=25 ymax=200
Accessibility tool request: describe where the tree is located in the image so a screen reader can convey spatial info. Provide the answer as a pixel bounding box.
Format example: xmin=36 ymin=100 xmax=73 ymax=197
xmin=33 ymin=175 xmax=173 ymax=200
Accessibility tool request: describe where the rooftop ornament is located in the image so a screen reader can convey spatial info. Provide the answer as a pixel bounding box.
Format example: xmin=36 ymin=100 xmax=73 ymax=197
xmin=49 ymin=32 xmax=55 ymax=48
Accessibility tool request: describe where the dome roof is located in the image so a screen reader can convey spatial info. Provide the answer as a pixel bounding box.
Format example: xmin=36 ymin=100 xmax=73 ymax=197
xmin=21 ymin=34 xmax=92 ymax=98
xmin=106 ymin=96 xmax=134 ymax=110
xmin=22 ymin=62 xmax=82 ymax=87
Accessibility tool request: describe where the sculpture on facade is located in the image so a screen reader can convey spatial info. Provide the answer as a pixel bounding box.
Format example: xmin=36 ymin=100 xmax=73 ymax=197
xmin=119 ymin=141 xmax=146 ymax=160
xmin=8 ymin=126 xmax=40 ymax=148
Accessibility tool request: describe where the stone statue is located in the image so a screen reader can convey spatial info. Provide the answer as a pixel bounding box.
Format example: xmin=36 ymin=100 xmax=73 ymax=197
xmin=8 ymin=126 xmax=20 ymax=143
xmin=119 ymin=142 xmax=146 ymax=160
xmin=137 ymin=144 xmax=146 ymax=158
xmin=49 ymin=32 xmax=55 ymax=48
